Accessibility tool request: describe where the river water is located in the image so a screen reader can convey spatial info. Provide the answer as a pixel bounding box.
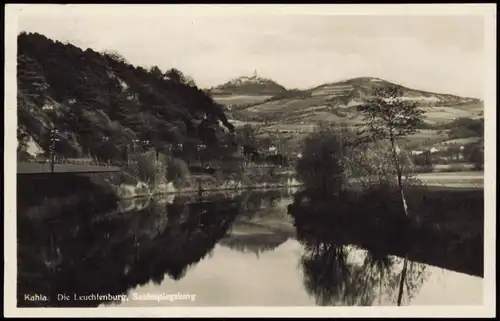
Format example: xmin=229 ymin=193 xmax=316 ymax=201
xmin=110 ymin=240 xmax=482 ymax=307
xmin=17 ymin=188 xmax=483 ymax=307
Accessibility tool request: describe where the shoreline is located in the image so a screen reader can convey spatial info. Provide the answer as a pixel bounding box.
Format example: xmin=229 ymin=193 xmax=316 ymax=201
xmin=116 ymin=182 xmax=304 ymax=200
xmin=114 ymin=170 xmax=484 ymax=200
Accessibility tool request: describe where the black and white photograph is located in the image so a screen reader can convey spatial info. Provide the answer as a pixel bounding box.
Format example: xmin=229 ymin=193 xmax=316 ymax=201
xmin=4 ymin=3 xmax=496 ymax=318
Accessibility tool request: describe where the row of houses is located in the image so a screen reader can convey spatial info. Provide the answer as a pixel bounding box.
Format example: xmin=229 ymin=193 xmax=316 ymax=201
xmin=410 ymin=142 xmax=484 ymax=163
xmin=410 ymin=147 xmax=440 ymax=155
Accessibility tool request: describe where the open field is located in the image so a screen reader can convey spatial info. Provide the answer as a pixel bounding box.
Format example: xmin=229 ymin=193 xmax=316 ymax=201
xmin=264 ymin=123 xmax=317 ymax=133
xmin=234 ymin=95 xmax=481 ymax=121
xmin=416 ymin=171 xmax=483 ymax=188
xmin=212 ymin=94 xmax=273 ymax=106
xmin=427 ymin=163 xmax=476 ymax=172
xmin=246 ymin=97 xmax=328 ymax=113
xmin=402 ymin=129 xmax=450 ymax=147
xmin=418 ymin=170 xmax=483 ymax=177
xmin=434 ymin=137 xmax=483 ymax=147
xmin=343 ymin=171 xmax=484 ymax=189
xmin=423 ymin=106 xmax=481 ymax=124
xmin=227 ymin=118 xmax=263 ymax=128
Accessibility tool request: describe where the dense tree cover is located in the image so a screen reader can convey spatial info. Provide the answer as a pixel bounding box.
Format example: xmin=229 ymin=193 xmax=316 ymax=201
xmin=445 ymin=117 xmax=484 ymax=139
xmin=414 ymin=117 xmax=484 ymax=139
xmin=17 ymin=32 xmax=235 ymax=163
xmin=467 ymin=146 xmax=484 ymax=170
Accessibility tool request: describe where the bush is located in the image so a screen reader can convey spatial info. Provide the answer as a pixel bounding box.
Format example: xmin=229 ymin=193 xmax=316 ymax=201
xmin=136 ymin=154 xmax=157 ymax=183
xmin=167 ymin=158 xmax=190 ymax=188
xmin=412 ymin=151 xmax=434 ymax=172
xmin=347 ymin=142 xmax=418 ymax=189
xmin=468 ymin=147 xmax=484 ymax=170
xmin=296 ymin=127 xmax=351 ymax=195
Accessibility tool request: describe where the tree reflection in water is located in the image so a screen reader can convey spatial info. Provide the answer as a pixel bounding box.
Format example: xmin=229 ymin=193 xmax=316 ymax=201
xmin=17 ymin=189 xmax=294 ymax=307
xmin=17 ymin=193 xmax=243 ymax=307
xmin=298 ymin=235 xmax=428 ymax=306
xmin=301 ymin=243 xmax=351 ymax=306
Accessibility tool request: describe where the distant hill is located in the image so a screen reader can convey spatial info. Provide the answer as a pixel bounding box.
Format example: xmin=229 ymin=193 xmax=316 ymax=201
xmin=225 ymin=76 xmax=483 ymax=128
xmin=16 ymin=32 xmax=237 ymax=162
xmin=211 ymin=75 xmax=288 ymax=96
xmin=208 ymin=75 xmax=288 ymax=111
xmin=306 ymin=77 xmax=480 ymax=107
xmin=214 ymin=76 xmax=483 ymax=152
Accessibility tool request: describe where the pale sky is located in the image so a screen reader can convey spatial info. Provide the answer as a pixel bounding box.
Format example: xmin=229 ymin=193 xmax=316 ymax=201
xmin=16 ymin=5 xmax=486 ymax=98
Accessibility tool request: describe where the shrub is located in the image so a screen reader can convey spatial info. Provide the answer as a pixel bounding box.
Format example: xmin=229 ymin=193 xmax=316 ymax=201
xmin=296 ymin=126 xmax=351 ymax=195
xmin=136 ymin=154 xmax=157 ymax=183
xmin=167 ymin=158 xmax=190 ymax=188
xmin=468 ymin=147 xmax=484 ymax=170
xmin=346 ymin=142 xmax=418 ymax=189
xmin=412 ymin=151 xmax=434 ymax=172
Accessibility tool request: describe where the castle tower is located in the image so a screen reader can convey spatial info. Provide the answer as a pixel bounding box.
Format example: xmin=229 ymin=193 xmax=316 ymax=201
xmin=253 ymin=69 xmax=257 ymax=78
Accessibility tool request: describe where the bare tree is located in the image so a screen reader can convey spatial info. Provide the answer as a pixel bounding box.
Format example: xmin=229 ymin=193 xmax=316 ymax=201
xmin=357 ymin=86 xmax=425 ymax=218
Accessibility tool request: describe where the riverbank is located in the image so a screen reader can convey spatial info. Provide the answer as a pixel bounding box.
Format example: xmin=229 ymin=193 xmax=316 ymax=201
xmin=16 ymin=167 xmax=483 ymax=210
xmin=103 ymin=166 xmax=302 ymax=200
xmin=16 ymin=168 xmax=301 ymax=222
xmin=109 ymin=169 xmax=483 ymax=200
xmin=113 ymin=180 xmax=303 ymax=199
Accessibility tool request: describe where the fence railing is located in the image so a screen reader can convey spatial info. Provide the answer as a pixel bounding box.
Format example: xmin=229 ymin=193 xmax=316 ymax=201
xmin=30 ymin=158 xmax=124 ymax=167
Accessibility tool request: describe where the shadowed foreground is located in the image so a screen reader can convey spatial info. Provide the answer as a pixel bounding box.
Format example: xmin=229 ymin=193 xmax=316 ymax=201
xmin=288 ymin=186 xmax=484 ymax=278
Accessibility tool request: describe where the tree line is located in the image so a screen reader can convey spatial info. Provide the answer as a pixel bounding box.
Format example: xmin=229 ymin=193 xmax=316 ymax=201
xmin=17 ymin=32 xmax=239 ymax=166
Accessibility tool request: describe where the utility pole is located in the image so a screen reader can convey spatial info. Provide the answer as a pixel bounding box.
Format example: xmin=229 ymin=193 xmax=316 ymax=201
xmin=126 ymin=144 xmax=129 ymax=168
xmin=103 ymin=136 xmax=110 ymax=166
xmin=49 ymin=128 xmax=59 ymax=173
xmin=339 ymin=124 xmax=344 ymax=192
xmin=128 ymin=139 xmax=140 ymax=167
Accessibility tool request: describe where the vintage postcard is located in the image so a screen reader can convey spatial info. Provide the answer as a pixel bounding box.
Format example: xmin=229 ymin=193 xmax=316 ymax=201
xmin=4 ymin=3 xmax=496 ymax=318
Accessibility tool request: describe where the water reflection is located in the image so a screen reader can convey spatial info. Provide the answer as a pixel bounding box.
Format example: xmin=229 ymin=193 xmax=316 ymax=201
xmin=18 ymin=191 xmax=243 ymax=307
xmin=289 ymin=187 xmax=482 ymax=307
xmin=17 ymin=188 xmax=482 ymax=307
xmin=299 ymin=242 xmax=429 ymax=306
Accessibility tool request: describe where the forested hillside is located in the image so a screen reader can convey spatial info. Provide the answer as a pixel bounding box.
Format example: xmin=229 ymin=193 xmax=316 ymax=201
xmin=17 ymin=32 xmax=236 ymax=163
